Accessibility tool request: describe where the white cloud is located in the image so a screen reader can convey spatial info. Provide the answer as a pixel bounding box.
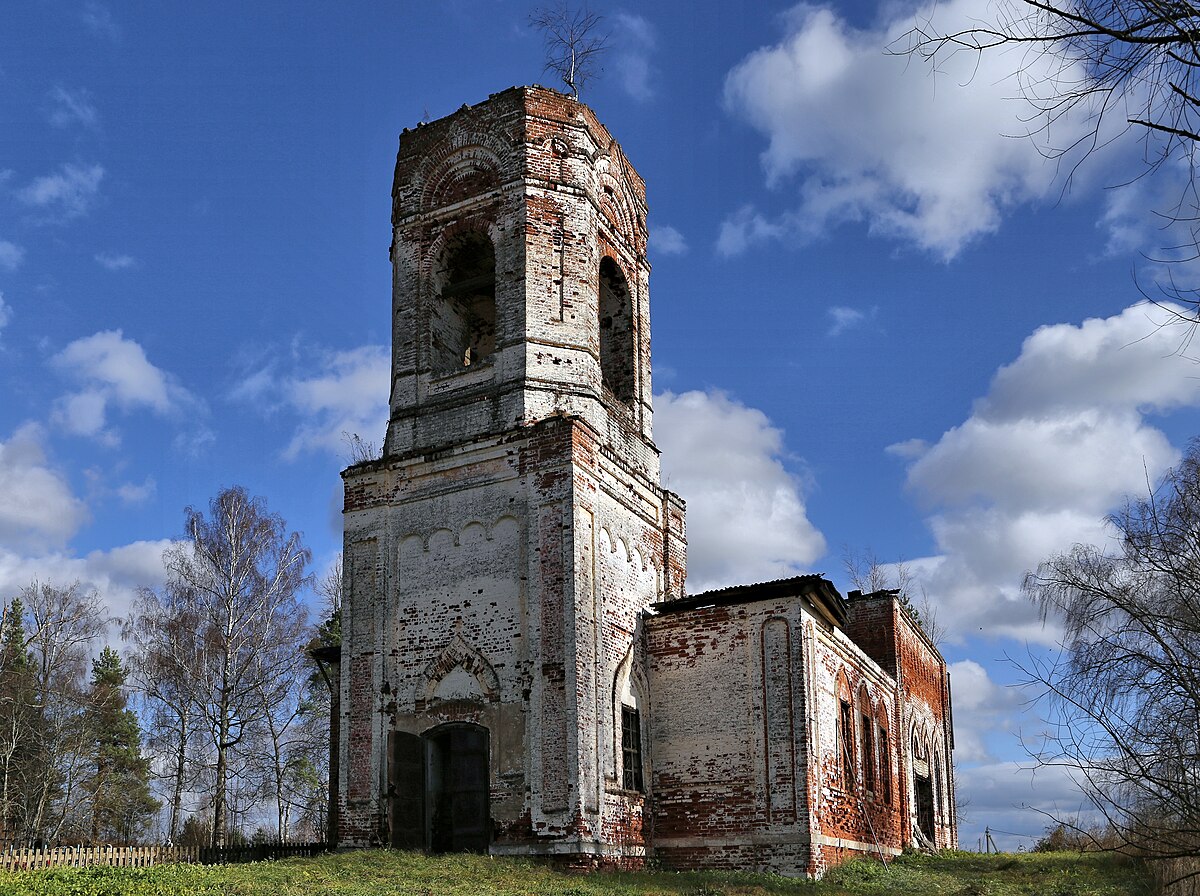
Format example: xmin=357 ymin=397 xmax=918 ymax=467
xmin=115 ymin=476 xmax=156 ymax=506
xmin=719 ymin=1 xmax=1093 ymax=259
xmin=0 ymin=539 xmax=174 ymax=632
xmin=18 ymin=163 xmax=104 ymax=222
xmin=946 ymin=659 xmax=1023 ymax=763
xmin=955 ymin=760 xmax=1092 ymax=851
xmin=894 ymin=302 xmax=1200 ymax=643
xmin=827 ymin=304 xmax=872 ymax=336
xmin=94 ymin=252 xmax=135 ymax=271
xmin=613 ymin=13 xmax=656 ymax=102
xmin=47 ymin=86 xmax=98 ymax=129
xmin=233 ymin=343 xmax=390 ymax=460
xmin=656 ymin=389 xmax=826 ymax=592
xmin=0 ymin=292 xmax=10 ymax=336
xmin=0 ymin=423 xmax=89 ymax=552
xmin=0 ymin=240 xmax=24 ymax=271
xmin=648 ymin=224 xmax=688 ymax=256
xmin=50 ymin=330 xmax=195 ymax=442
xmin=81 ymin=1 xmax=121 ymax=41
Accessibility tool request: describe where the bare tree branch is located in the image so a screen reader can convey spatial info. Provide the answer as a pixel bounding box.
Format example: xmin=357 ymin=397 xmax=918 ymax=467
xmin=530 ymin=1 xmax=608 ymax=100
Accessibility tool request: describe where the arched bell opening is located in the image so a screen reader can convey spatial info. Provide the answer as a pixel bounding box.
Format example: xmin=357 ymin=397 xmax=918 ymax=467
xmin=598 ymin=256 xmax=635 ymax=403
xmin=430 ymin=232 xmax=496 ymax=376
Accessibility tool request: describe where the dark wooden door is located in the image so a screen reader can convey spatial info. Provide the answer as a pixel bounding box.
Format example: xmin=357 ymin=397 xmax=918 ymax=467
xmin=390 ymin=731 xmax=426 ymax=849
xmin=430 ymin=725 xmax=490 ymax=854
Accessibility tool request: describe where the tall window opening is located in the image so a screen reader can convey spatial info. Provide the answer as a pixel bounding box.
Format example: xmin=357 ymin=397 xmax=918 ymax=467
xmin=621 ymin=705 xmax=644 ymax=792
xmin=431 ymin=232 xmax=496 ymax=376
xmin=839 ymin=699 xmax=856 ymax=791
xmin=598 ymin=257 xmax=635 ymax=403
xmin=861 ymin=712 xmax=876 ymax=795
xmin=878 ymin=724 xmax=892 ymax=805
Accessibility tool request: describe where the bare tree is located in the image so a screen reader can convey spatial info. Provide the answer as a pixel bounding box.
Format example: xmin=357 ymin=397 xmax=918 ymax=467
xmin=125 ymin=589 xmax=209 ymax=842
xmin=842 ymin=546 xmax=947 ymax=646
xmin=18 ymin=582 xmax=106 ymax=844
xmin=899 ymin=0 xmax=1200 ymax=282
xmin=902 ymin=1 xmax=1200 ymax=166
xmin=1021 ymin=439 xmax=1200 ymax=880
xmin=530 ymin=1 xmax=608 ymax=100
xmin=161 ymin=486 xmax=310 ymax=847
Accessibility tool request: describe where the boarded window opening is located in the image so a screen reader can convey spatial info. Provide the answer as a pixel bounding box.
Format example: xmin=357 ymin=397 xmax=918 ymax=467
xmin=839 ymin=700 xmax=855 ymax=791
xmin=879 ymin=725 xmax=892 ymax=805
xmin=621 ymin=705 xmax=644 ymax=792
xmin=431 ymin=232 xmax=496 ymax=376
xmin=598 ymin=257 xmax=635 ymax=403
xmin=861 ymin=713 xmax=876 ymax=795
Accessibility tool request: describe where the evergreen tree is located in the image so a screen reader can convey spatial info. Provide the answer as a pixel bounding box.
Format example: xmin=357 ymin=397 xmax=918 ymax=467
xmin=0 ymin=599 xmax=39 ymax=845
xmin=85 ymin=646 xmax=159 ymax=844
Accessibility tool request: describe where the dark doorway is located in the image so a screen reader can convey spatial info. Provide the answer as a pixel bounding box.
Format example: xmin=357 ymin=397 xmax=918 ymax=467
xmin=388 ymin=724 xmax=491 ymax=854
xmin=389 ymin=732 xmax=426 ymax=849
xmin=915 ymin=773 xmax=935 ymax=843
xmin=429 ymin=724 xmax=490 ymax=853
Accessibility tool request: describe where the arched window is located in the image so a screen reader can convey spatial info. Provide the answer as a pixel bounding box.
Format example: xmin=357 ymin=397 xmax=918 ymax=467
xmin=859 ymin=686 xmax=876 ymax=796
xmin=878 ymin=719 xmax=892 ymax=804
xmin=598 ymin=256 xmax=635 ymax=403
xmin=836 ymin=672 xmax=855 ymax=791
xmin=615 ymin=660 xmax=645 ymax=792
xmin=431 ymin=231 xmax=496 ymax=376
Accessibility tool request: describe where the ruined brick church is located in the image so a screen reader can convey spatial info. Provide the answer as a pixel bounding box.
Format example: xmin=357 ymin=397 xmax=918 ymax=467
xmin=334 ymin=86 xmax=956 ymax=876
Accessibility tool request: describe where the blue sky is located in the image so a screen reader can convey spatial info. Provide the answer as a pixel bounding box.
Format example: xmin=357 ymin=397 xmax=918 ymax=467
xmin=4 ymin=0 xmax=1199 ymax=852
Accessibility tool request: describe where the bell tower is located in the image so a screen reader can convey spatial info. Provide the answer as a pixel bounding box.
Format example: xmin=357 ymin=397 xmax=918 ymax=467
xmin=384 ymin=85 xmax=656 ymax=475
xmin=339 ymin=87 xmax=686 ymax=866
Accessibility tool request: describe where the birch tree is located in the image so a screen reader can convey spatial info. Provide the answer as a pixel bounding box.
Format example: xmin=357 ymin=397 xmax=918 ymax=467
xmin=161 ymin=486 xmax=310 ymax=847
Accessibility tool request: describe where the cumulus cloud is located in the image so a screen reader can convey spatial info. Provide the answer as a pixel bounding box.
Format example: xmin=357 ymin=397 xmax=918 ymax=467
xmin=656 ymin=389 xmax=826 ymax=592
xmin=956 ymin=760 xmax=1092 ymax=851
xmin=0 ymin=240 xmax=24 ymax=271
xmin=613 ymin=13 xmax=656 ymax=102
xmin=649 ymin=224 xmax=688 ymax=256
xmin=895 ymin=302 xmax=1200 ymax=643
xmin=946 ymin=659 xmax=1024 ymax=764
xmin=232 ymin=343 xmax=390 ymax=460
xmin=0 ymin=539 xmax=174 ymax=630
xmin=18 ymin=163 xmax=104 ymax=222
xmin=47 ymin=86 xmax=98 ymax=129
xmin=50 ymin=329 xmax=196 ymax=443
xmin=0 ymin=423 xmax=89 ymax=552
xmin=719 ymin=1 xmax=1093 ymax=259
xmin=94 ymin=252 xmax=135 ymax=271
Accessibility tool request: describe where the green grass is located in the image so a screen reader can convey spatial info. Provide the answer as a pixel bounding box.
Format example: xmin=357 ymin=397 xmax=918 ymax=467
xmin=0 ymin=849 xmax=1155 ymax=896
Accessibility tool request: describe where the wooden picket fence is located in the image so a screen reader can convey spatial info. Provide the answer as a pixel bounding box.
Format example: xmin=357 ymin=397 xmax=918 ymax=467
xmin=0 ymin=841 xmax=327 ymax=872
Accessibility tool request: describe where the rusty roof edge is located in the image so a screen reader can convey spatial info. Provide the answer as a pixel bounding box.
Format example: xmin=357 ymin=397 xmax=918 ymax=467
xmin=650 ymin=574 xmax=848 ymax=626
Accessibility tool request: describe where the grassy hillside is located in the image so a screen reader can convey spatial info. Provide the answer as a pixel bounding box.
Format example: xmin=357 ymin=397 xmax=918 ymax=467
xmin=0 ymin=849 xmax=1154 ymax=896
